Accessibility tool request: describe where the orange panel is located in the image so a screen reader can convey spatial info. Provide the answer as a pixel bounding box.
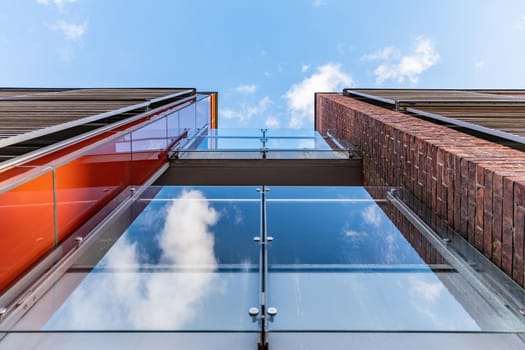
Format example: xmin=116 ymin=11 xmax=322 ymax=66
xmin=0 ymin=97 xmax=200 ymax=293
xmin=55 ymin=136 xmax=132 ymax=240
xmin=0 ymin=170 xmax=55 ymax=293
xmin=131 ymin=150 xmax=168 ymax=185
xmin=210 ymin=92 xmax=218 ymax=128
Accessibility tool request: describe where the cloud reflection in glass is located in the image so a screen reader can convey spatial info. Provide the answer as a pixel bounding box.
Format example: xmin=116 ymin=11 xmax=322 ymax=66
xmin=44 ymin=189 xmax=253 ymax=330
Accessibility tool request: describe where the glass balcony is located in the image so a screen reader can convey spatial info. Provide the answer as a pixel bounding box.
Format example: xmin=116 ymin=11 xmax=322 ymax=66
xmin=1 ymin=186 xmax=524 ymax=349
xmin=174 ymin=128 xmax=351 ymax=159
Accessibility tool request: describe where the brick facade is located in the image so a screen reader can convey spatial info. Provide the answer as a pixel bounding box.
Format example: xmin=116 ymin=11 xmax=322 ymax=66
xmin=316 ymin=93 xmax=525 ymax=287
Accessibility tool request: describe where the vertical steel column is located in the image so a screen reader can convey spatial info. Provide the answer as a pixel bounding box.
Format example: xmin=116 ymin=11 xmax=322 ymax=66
xmin=252 ymin=185 xmax=276 ymax=350
xmin=253 ymin=185 xmax=269 ymax=350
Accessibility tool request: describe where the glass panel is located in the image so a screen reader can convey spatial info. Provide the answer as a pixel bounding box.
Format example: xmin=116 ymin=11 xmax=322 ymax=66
xmin=266 ymin=138 xmax=329 ymax=150
xmin=55 ymin=135 xmax=132 ymax=239
xmin=0 ymin=332 xmax=258 ymax=350
xmin=266 ymin=187 xmax=525 ymax=332
xmin=197 ymin=137 xmax=263 ymax=150
xmin=180 ymin=103 xmax=197 ymax=137
xmin=265 ymin=150 xmax=348 ymax=159
xmin=0 ymin=166 xmax=55 ymax=294
xmin=177 ymin=151 xmax=263 ymax=160
xmin=267 ymin=195 xmax=425 ymax=266
xmin=130 ymin=117 xmax=168 ymax=185
xmin=9 ymin=186 xmax=260 ymax=332
xmin=266 ymin=128 xmax=319 ymax=137
xmin=266 ymin=186 xmax=377 ymax=200
xmin=207 ymin=128 xmax=265 ymax=137
xmin=176 ymin=128 xmax=344 ymax=159
xmin=200 ymin=129 xmax=328 ymax=140
xmin=196 ymin=95 xmax=210 ymax=130
xmin=391 ymin=188 xmax=525 ymax=315
xmin=268 ymin=333 xmax=525 ymax=350
xmin=167 ymin=110 xmax=183 ymax=142
xmin=151 ymin=186 xmax=261 ymax=200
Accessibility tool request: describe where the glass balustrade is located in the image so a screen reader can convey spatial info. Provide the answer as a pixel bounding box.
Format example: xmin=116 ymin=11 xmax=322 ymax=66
xmin=174 ymin=128 xmax=350 ymax=159
xmin=1 ymin=106 xmax=525 ymax=349
xmin=0 ymin=94 xmax=212 ymax=297
xmin=1 ymin=185 xmax=524 ymax=350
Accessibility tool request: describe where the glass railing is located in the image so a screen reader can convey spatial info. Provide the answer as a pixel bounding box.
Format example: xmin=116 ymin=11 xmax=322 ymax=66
xmin=0 ymin=166 xmax=55 ymax=295
xmin=0 ymin=94 xmax=212 ymax=298
xmin=1 ymin=186 xmax=524 ymax=349
xmin=174 ymin=128 xmax=353 ymax=159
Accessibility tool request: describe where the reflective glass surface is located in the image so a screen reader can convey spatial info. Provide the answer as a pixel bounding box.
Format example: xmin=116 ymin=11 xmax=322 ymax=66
xmin=195 ymin=95 xmax=210 ymax=130
xmin=11 ymin=186 xmax=260 ymax=331
xmin=179 ymin=103 xmax=197 ymax=136
xmin=0 ymin=333 xmax=258 ymax=350
xmin=3 ymin=185 xmax=525 ymax=348
xmin=177 ymin=128 xmax=346 ymax=159
xmin=206 ymin=128 xmax=322 ymax=138
xmin=265 ymin=186 xmax=525 ymax=332
xmin=196 ymin=137 xmax=263 ymax=150
xmin=194 ymin=136 xmax=331 ymax=151
xmin=184 ymin=128 xmax=335 ymax=151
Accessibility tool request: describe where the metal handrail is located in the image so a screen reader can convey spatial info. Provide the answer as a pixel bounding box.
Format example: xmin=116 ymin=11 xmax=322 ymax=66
xmin=0 ymin=94 xmax=197 ymax=172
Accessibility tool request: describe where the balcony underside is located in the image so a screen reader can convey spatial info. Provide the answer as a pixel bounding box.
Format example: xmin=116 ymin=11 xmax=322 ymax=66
xmin=155 ymin=158 xmax=363 ymax=186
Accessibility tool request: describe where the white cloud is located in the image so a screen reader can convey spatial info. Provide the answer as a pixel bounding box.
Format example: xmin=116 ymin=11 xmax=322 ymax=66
xmin=474 ymin=60 xmax=485 ymax=71
xmin=344 ymin=229 xmax=367 ymax=238
xmin=361 ymin=205 xmax=381 ymax=227
xmin=283 ymin=63 xmax=352 ymax=128
xmin=409 ymin=276 xmax=444 ymax=302
xmin=37 ymin=0 xmax=77 ymax=12
xmin=301 ymin=64 xmax=310 ymax=73
xmin=159 ymin=189 xmax=219 ymax=266
xmin=313 ymin=0 xmax=327 ymax=7
xmin=366 ymin=36 xmax=439 ymax=85
xmin=230 ymin=205 xmax=244 ymax=225
xmin=222 ymin=96 xmax=272 ymax=122
xmin=235 ymin=84 xmax=257 ymax=94
xmin=265 ymin=116 xmax=280 ymax=128
xmin=44 ymin=189 xmax=222 ymax=330
xmin=361 ymin=46 xmax=399 ymax=61
xmin=53 ymin=20 xmax=87 ymax=42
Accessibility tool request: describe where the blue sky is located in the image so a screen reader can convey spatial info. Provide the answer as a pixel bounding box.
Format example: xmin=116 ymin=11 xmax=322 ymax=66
xmin=2 ymin=0 xmax=525 ymax=128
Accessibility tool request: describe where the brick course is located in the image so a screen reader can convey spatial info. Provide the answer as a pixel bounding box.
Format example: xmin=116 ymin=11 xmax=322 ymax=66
xmin=316 ymin=93 xmax=525 ymax=287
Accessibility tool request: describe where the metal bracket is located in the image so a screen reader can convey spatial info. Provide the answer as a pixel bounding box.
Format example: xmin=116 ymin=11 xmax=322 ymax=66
xmin=267 ymin=307 xmax=277 ymax=318
xmin=0 ymin=307 xmax=7 ymax=322
xmin=74 ymin=236 xmax=83 ymax=247
xmin=249 ymin=307 xmax=260 ymax=323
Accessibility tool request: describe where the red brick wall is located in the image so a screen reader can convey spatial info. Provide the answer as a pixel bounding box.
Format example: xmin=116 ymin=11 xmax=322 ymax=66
xmin=316 ymin=93 xmax=525 ymax=287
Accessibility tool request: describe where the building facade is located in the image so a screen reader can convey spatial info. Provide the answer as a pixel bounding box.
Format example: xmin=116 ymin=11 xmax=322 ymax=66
xmin=316 ymin=89 xmax=525 ymax=288
xmin=0 ymin=88 xmax=524 ymax=349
